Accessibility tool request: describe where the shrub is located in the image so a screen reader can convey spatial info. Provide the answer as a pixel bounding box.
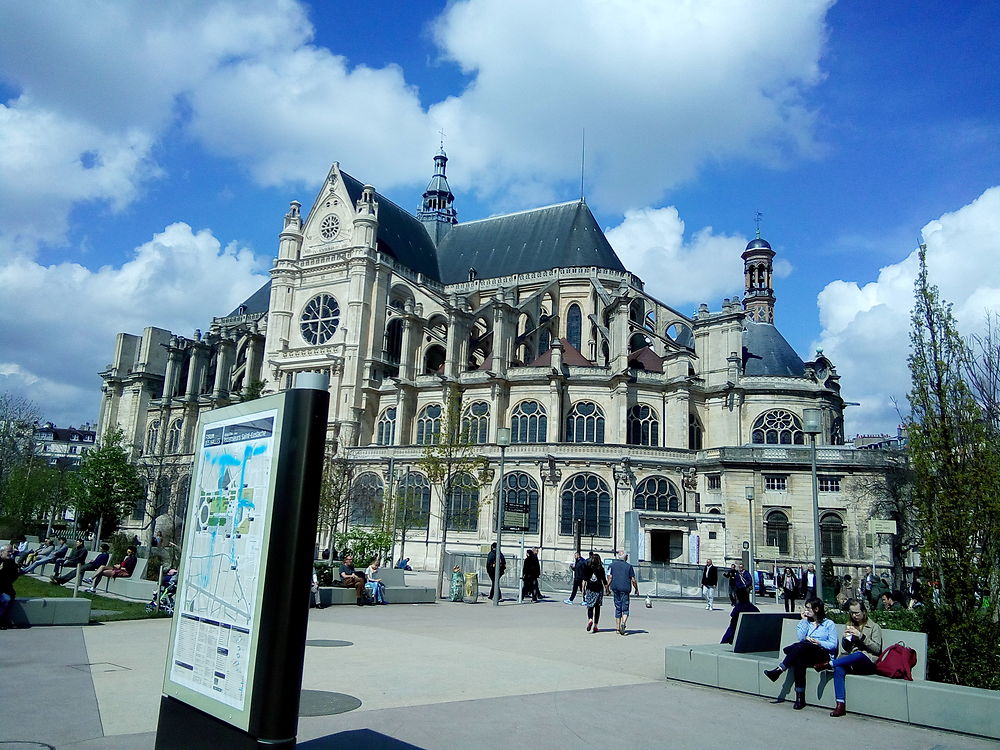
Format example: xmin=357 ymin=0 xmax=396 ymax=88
xmin=334 ymin=528 xmax=392 ymax=569
xmin=313 ymin=562 xmax=333 ymax=587
xmin=107 ymin=531 xmax=131 ymax=566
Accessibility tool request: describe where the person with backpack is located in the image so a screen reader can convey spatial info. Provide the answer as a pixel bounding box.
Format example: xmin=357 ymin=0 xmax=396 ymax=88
xmin=818 ymin=598 xmax=883 ymax=717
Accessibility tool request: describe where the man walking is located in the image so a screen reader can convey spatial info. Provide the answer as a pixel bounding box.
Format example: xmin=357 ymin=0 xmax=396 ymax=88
xmin=803 ymin=562 xmax=818 ymax=600
xmin=564 ymin=551 xmax=587 ymax=604
xmin=701 ymin=558 xmax=718 ymax=610
xmin=607 ymin=551 xmax=639 ymax=635
xmin=486 ymin=542 xmax=506 ymax=601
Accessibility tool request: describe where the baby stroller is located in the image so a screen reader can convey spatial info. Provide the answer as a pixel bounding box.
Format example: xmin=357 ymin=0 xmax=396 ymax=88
xmin=146 ymin=568 xmax=177 ymax=615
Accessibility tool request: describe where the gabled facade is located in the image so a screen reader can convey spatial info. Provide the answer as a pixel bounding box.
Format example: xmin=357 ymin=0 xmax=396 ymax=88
xmin=98 ymin=153 xmax=891 ymax=575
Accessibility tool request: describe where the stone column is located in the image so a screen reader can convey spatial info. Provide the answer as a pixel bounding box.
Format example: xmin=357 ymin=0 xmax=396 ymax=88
xmin=212 ymin=336 xmax=236 ymax=402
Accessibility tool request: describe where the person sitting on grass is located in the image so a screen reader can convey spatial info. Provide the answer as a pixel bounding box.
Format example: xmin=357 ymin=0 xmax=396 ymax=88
xmin=84 ymin=546 xmax=137 ymax=592
xmin=53 ymin=543 xmax=110 ymax=585
xmin=762 ymin=597 xmax=838 ymax=710
xmin=820 ymin=598 xmax=883 ymax=718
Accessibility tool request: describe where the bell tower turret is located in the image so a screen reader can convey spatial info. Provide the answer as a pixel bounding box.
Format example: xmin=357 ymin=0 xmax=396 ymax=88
xmin=417 ymin=148 xmax=457 ymax=245
xmin=742 ymin=232 xmax=776 ymax=323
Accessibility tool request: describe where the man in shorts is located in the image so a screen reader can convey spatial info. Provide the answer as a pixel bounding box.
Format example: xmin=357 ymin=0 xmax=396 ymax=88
xmin=607 ymin=551 xmax=639 ymax=635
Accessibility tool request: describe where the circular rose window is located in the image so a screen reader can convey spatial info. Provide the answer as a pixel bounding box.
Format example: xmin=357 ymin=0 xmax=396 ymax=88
xmin=300 ymin=294 xmax=341 ymax=345
xmin=320 ymin=214 xmax=340 ymax=241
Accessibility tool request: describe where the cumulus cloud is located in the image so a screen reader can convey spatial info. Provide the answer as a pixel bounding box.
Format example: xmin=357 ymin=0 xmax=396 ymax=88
xmin=606 ymin=206 xmax=750 ymax=309
xmin=0 ymin=223 xmax=269 ymax=425
xmin=815 ymin=186 xmax=1000 ymax=436
xmin=430 ymin=0 xmax=831 ymax=212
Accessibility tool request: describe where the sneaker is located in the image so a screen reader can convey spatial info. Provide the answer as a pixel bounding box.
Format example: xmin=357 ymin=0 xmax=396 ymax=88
xmin=563 ymin=599 xmax=573 ymax=604
xmin=764 ymin=667 xmax=783 ymax=683
xmin=619 ymin=622 xmax=626 ymax=635
xmin=586 ymin=619 xmax=593 ymax=632
xmin=83 ymin=577 xmax=92 ymax=584
xmin=592 ymin=626 xmax=599 ymax=634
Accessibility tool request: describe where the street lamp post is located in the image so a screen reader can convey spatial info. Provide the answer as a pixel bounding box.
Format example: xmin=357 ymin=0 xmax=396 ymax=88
xmin=493 ymin=427 xmax=511 ymax=607
xmin=803 ymin=408 xmax=823 ymax=602
xmin=745 ymin=485 xmax=756 ymax=605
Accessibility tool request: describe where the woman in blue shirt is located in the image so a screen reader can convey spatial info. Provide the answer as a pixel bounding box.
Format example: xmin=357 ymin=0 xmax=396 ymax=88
xmin=763 ymin=597 xmax=838 ymax=709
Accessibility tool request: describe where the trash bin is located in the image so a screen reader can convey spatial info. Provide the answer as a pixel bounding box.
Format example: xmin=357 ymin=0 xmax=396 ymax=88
xmin=450 ymin=567 xmax=464 ymax=602
xmin=463 ymin=572 xmax=479 ymax=603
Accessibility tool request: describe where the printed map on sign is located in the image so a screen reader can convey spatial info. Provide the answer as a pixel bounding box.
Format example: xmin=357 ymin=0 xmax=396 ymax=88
xmin=170 ymin=410 xmax=277 ymax=710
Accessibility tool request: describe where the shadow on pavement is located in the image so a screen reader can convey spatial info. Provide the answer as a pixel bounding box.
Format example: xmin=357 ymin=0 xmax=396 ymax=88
xmin=299 ymin=728 xmax=428 ymax=749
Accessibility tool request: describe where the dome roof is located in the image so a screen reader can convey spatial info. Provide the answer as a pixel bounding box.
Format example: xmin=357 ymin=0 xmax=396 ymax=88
xmin=745 ymin=237 xmax=772 ymax=251
xmin=742 ymin=322 xmax=805 ymax=377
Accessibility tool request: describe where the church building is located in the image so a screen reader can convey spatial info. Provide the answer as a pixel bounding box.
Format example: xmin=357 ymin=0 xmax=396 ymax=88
xmin=97 ymin=151 xmax=890 ymax=575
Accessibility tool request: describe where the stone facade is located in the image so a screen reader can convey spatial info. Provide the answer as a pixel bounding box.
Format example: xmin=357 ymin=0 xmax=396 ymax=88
xmin=98 ymin=152 xmax=891 ymax=573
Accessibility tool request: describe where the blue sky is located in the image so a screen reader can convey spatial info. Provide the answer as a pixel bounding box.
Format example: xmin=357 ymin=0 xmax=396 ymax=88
xmin=1 ymin=0 xmax=998 ymax=436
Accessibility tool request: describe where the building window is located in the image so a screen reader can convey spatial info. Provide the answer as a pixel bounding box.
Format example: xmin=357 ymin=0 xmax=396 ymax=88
xmin=398 ymin=472 xmax=431 ymax=529
xmin=538 ymin=315 xmax=551 ymax=356
xmin=510 ymin=400 xmax=547 ymax=443
xmin=567 ymin=303 xmax=582 ymax=352
xmin=300 ymin=294 xmax=341 ymax=345
xmin=384 ymin=318 xmax=403 ymax=365
xmin=349 ymin=472 xmax=384 ymax=526
xmin=416 ymin=404 xmax=442 ymax=445
xmin=633 ymin=476 xmax=680 ymax=512
xmin=627 ymin=404 xmax=659 ymax=447
xmin=689 ymin=412 xmax=703 ymax=450
xmin=566 ymin=401 xmax=605 ymax=444
xmin=146 ymin=420 xmax=161 ymax=454
xmin=751 ymin=409 xmax=805 ymax=445
xmin=820 ymin=512 xmax=845 ymax=557
xmin=462 ymin=401 xmax=490 ymax=445
xmin=376 ymin=407 xmax=396 ymax=446
xmin=708 ymin=531 xmax=718 ymax=539
xmin=560 ymin=473 xmax=611 ymax=537
xmin=69 ymin=445 xmax=78 ymax=454
xmin=818 ymin=476 xmax=841 ymax=492
xmin=707 ymin=475 xmax=721 ymax=491
xmin=447 ymin=472 xmax=479 ymax=531
xmin=764 ymin=475 xmax=787 ymax=492
xmin=765 ymin=510 xmax=791 ymax=553
xmin=167 ymin=419 xmax=183 ymax=454
xmin=502 ymin=472 xmax=539 ymax=533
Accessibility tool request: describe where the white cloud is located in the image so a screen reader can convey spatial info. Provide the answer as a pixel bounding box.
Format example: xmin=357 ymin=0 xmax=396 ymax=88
xmin=815 ymin=186 xmax=1000 ymax=436
xmin=606 ymin=206 xmax=749 ymax=309
xmin=430 ymin=0 xmax=832 ymax=212
xmin=0 ymin=223 xmax=269 ymax=425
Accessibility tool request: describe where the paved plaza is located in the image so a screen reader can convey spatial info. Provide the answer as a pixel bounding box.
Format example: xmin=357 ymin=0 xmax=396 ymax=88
xmin=1 ymin=576 xmax=994 ymax=750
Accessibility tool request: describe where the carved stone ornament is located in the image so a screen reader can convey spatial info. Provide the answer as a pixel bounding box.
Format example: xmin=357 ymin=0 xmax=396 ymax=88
xmin=682 ymin=467 xmax=698 ymax=491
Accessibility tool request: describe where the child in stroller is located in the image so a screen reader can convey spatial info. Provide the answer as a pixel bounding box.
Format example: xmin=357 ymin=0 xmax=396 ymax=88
xmin=146 ymin=567 xmax=178 ymax=614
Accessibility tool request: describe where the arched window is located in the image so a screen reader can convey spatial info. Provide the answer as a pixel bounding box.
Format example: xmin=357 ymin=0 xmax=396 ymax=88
xmin=765 ymin=510 xmax=790 ymax=554
xmin=502 ymin=472 xmax=539 ymax=533
xmin=416 ymin=404 xmax=442 ymax=445
xmin=751 ymin=410 xmax=805 ymax=445
xmin=627 ymin=404 xmax=659 ymax=446
xmin=820 ymin=512 xmax=845 ymax=557
xmin=398 ymin=472 xmax=431 ymax=529
xmin=462 ymin=401 xmax=490 ymax=445
xmin=560 ymin=473 xmax=611 ymax=537
xmin=566 ymin=401 xmax=605 ymax=444
xmin=423 ymin=345 xmax=446 ymax=374
xmin=167 ymin=419 xmax=183 ymax=454
xmin=146 ymin=420 xmax=160 ymax=454
xmin=376 ymin=407 xmax=396 ymax=446
xmin=447 ymin=472 xmax=479 ymax=531
xmin=384 ymin=318 xmax=403 ymax=364
xmin=567 ymin=303 xmax=582 ymax=352
xmin=511 ymin=400 xmax=547 ymax=443
xmin=633 ymin=476 xmax=680 ymax=511
xmin=349 ymin=472 xmax=384 ymax=526
xmin=689 ymin=412 xmax=703 ymax=450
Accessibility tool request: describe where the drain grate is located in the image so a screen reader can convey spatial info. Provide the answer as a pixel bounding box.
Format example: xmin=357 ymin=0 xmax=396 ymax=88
xmin=298 ymin=690 xmax=361 ymax=717
xmin=305 ymin=639 xmax=353 ymax=648
xmin=68 ymin=662 xmax=131 ymax=673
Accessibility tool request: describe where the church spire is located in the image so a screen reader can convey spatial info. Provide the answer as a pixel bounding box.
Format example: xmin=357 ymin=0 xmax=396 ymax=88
xmin=417 ymin=146 xmax=457 ymax=245
xmin=742 ymin=226 xmax=776 ymax=324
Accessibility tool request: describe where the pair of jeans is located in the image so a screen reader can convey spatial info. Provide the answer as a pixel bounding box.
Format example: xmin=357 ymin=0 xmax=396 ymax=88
xmin=702 ymin=585 xmax=715 ymax=608
xmin=832 ymin=651 xmax=876 ymax=701
xmin=0 ymin=591 xmax=12 ymax=625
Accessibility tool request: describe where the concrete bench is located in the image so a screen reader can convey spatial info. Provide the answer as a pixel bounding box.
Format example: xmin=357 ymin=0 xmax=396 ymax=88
xmin=9 ymin=597 xmax=92 ymax=627
xmin=317 ymin=568 xmax=435 ymax=606
xmin=93 ymin=557 xmax=153 ymax=601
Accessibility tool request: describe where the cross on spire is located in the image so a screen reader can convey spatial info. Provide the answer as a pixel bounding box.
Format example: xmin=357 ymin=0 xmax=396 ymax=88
xmin=754 ymin=210 xmax=764 ymax=238
xmin=438 ymin=128 xmax=446 ymax=152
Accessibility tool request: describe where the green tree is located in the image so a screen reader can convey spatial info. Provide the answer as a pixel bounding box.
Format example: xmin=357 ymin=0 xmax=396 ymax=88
xmin=417 ymin=388 xmax=489 ymax=598
xmin=317 ymin=454 xmax=352 ymax=552
xmin=852 ymin=449 xmax=919 ymax=585
xmin=72 ymin=428 xmax=144 ymax=544
xmin=0 ymin=392 xmax=41 ymax=530
xmin=906 ymin=246 xmax=1000 ymax=688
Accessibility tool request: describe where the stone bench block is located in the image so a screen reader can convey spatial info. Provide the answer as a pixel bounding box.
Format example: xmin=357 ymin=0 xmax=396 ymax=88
xmin=844 ymin=674 xmax=909 ymax=722
xmin=718 ymin=653 xmax=764 ymax=694
xmin=385 ymin=586 xmax=435 ymax=604
xmin=10 ymin=597 xmax=91 ymax=626
xmin=665 ymin=646 xmax=718 ymax=687
xmin=906 ymin=680 xmax=1000 ymax=739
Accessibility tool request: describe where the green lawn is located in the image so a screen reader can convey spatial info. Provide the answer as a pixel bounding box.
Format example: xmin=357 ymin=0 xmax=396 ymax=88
xmin=16 ymin=575 xmax=171 ymax=623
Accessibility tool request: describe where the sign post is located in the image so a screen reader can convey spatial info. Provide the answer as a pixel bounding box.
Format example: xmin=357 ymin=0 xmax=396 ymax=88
xmin=155 ymin=376 xmax=329 ymax=750
xmin=869 ymin=519 xmax=897 ymax=578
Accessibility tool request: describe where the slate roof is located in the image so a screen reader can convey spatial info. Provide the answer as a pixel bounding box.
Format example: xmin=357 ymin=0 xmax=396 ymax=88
xmin=435 ymin=200 xmax=626 ymax=284
xmin=628 ymin=346 xmax=664 ymax=372
xmin=339 ymin=171 xmax=441 ymax=280
xmin=742 ymin=322 xmax=806 ymax=377
xmin=225 ymin=280 xmax=272 ymax=318
xmin=526 ymin=338 xmax=594 ymax=367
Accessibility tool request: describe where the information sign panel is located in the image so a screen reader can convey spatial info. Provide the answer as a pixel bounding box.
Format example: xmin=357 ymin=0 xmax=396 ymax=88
xmin=869 ymin=519 xmax=898 ymax=534
xmin=502 ymin=500 xmax=529 ymax=532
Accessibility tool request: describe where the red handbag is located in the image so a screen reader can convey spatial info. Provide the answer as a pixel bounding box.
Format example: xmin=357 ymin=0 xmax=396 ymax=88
xmin=874 ymin=642 xmax=917 ymax=680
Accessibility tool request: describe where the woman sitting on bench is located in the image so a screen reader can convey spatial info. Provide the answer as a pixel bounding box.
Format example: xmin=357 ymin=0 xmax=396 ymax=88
xmin=763 ymin=597 xmax=838 ymax=709
xmin=84 ymin=546 xmax=137 ymax=593
xmin=822 ymin=598 xmax=883 ymax=717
